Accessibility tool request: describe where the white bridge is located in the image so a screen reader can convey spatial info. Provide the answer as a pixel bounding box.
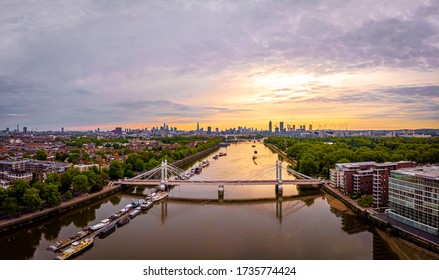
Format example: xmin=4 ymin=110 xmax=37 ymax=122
xmin=116 ymin=160 xmax=323 ymax=189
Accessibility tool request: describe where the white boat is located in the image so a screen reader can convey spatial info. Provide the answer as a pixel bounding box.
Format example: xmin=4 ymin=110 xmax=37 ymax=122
xmin=90 ymin=219 xmax=110 ymax=231
xmin=146 ymin=192 xmax=156 ymax=200
xmin=129 ymin=208 xmax=141 ymax=218
xmin=140 ymin=200 xmax=153 ymax=210
xmin=90 ymin=223 xmax=105 ymax=231
xmin=152 ymin=191 xmax=169 ymax=202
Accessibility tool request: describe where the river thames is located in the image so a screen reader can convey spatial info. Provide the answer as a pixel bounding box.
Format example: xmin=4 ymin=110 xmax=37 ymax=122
xmin=0 ymin=141 xmax=404 ymax=260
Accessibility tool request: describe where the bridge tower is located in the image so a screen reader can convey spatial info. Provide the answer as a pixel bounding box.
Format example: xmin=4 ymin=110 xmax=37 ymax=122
xmin=160 ymin=159 xmax=168 ymax=191
xmin=275 ymin=161 xmax=283 ymax=195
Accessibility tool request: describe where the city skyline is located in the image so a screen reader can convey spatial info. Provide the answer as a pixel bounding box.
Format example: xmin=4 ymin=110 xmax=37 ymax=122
xmin=1 ymin=1 xmax=439 ymax=131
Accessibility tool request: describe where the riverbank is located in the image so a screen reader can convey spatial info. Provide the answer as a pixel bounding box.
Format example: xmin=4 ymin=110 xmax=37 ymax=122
xmin=265 ymin=142 xmax=439 ymax=254
xmin=265 ymin=143 xmax=297 ymax=165
xmin=375 ymin=228 xmax=439 ymax=260
xmin=172 ymin=144 xmax=220 ymax=167
xmin=323 ymin=182 xmax=439 ymax=254
xmin=0 ymin=144 xmax=220 ymax=233
xmin=0 ymin=183 xmax=124 ymax=233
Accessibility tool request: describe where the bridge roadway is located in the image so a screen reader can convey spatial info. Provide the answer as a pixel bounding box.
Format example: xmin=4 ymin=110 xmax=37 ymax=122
xmin=119 ymin=179 xmax=323 ymax=186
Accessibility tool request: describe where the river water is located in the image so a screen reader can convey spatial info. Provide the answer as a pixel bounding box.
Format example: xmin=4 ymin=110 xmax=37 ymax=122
xmin=0 ymin=141 xmax=400 ymax=260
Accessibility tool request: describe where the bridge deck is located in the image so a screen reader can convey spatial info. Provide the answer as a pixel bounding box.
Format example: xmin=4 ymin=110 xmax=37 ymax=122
xmin=119 ymin=179 xmax=323 ymax=186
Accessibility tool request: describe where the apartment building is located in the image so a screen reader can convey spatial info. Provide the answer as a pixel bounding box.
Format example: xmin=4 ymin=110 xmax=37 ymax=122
xmin=330 ymin=161 xmax=416 ymax=207
xmin=387 ymin=166 xmax=439 ymax=236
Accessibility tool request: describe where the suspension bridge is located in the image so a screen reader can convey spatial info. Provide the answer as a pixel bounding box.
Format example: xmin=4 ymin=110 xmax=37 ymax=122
xmin=116 ymin=160 xmax=324 ymax=188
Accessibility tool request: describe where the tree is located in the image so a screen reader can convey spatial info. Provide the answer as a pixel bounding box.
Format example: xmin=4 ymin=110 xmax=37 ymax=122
xmin=45 ymin=172 xmax=62 ymax=186
xmin=125 ymin=170 xmax=135 ymax=178
xmin=71 ymin=174 xmax=90 ymax=193
xmin=41 ymin=183 xmax=62 ymax=206
xmin=61 ymin=168 xmax=80 ymax=193
xmin=358 ymin=195 xmax=373 ymax=208
xmin=336 ymin=158 xmax=350 ymax=164
xmin=67 ymin=153 xmax=80 ymax=164
xmin=109 ymin=161 xmax=124 ymax=179
xmin=90 ymin=165 xmax=99 ymax=174
xmin=135 ymin=158 xmax=145 ymax=172
xmin=81 ymin=152 xmax=90 ymax=162
xmin=34 ymin=150 xmax=47 ymax=161
xmin=0 ymin=188 xmax=8 ymax=211
xmin=8 ymin=179 xmax=30 ymax=205
xmin=64 ymin=190 xmax=73 ymax=200
xmin=90 ymin=175 xmax=105 ymax=193
xmin=32 ymin=181 xmax=45 ymax=192
xmin=298 ymin=154 xmax=319 ymax=176
xmin=23 ymin=187 xmax=42 ymax=210
xmin=55 ymin=152 xmax=69 ymax=162
xmin=3 ymin=197 xmax=19 ymax=215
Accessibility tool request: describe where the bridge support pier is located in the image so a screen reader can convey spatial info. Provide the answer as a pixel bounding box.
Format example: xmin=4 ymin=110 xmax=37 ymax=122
xmin=275 ymin=184 xmax=283 ymax=197
xmin=218 ymin=185 xmax=224 ymax=202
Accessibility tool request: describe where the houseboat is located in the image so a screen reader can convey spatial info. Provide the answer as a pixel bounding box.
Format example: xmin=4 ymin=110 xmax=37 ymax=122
xmin=55 ymin=237 xmax=94 ymax=260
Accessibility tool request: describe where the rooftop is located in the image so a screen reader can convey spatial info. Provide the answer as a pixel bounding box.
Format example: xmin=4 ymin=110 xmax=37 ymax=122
xmin=393 ymin=166 xmax=439 ymax=181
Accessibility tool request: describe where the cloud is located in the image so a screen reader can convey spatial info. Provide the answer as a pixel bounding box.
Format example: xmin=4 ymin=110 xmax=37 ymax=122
xmin=0 ymin=1 xmax=438 ymax=129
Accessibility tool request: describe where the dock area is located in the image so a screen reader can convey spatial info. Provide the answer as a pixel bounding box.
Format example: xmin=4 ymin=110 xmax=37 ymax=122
xmin=48 ymin=190 xmax=168 ymax=260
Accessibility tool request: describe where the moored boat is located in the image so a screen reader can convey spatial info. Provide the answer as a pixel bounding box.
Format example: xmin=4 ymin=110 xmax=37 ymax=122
xmin=55 ymin=237 xmax=94 ymax=260
xmin=129 ymin=208 xmax=141 ymax=218
xmin=90 ymin=219 xmax=110 ymax=232
xmin=145 ymin=192 xmax=156 ymax=200
xmin=152 ymin=191 xmax=169 ymax=202
xmin=213 ymin=155 xmax=219 ymax=160
xmin=98 ymin=223 xmax=116 ymax=239
xmin=201 ymin=160 xmax=210 ymax=167
xmin=140 ymin=200 xmax=153 ymax=210
xmin=117 ymin=216 xmax=130 ymax=227
xmin=194 ymin=166 xmax=202 ymax=174
xmin=48 ymin=230 xmax=89 ymax=252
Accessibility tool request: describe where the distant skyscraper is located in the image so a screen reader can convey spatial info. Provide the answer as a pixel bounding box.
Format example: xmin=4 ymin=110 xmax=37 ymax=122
xmin=280 ymin=121 xmax=284 ymax=132
xmin=23 ymin=127 xmax=27 ymax=134
xmin=197 ymin=122 xmax=199 ymax=134
xmin=309 ymin=124 xmax=313 ymax=131
xmin=17 ymin=124 xmax=19 ymax=132
xmin=115 ymin=127 xmax=122 ymax=135
xmin=292 ymin=125 xmax=295 ymax=130
xmin=269 ymin=121 xmax=272 ymax=133
xmin=207 ymin=126 xmax=212 ymax=134
xmin=61 ymin=127 xmax=64 ymax=133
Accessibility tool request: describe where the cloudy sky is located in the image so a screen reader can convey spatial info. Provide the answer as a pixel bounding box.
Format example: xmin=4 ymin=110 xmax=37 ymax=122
xmin=1 ymin=0 xmax=438 ymax=131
